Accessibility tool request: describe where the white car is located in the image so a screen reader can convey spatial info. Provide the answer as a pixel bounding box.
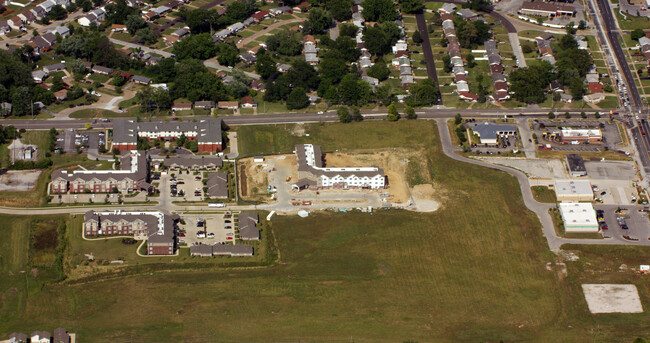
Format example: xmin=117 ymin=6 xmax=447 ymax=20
xmin=317 ymin=111 xmax=324 ymax=114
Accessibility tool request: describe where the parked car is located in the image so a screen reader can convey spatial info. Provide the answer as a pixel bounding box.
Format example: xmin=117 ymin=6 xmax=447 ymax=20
xmin=599 ymin=222 xmax=608 ymax=230
xmin=224 ymin=220 xmax=231 ymax=223
xmin=226 ymin=233 xmax=233 ymax=236
xmin=179 ymin=233 xmax=186 ymax=237
xmin=224 ymin=226 xmax=232 ymax=229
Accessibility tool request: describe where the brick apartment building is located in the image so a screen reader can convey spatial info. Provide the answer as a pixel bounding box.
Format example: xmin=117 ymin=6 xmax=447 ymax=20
xmin=84 ymin=210 xmax=178 ymax=255
xmin=50 ymin=150 xmax=151 ymax=194
xmin=112 ymin=118 xmax=224 ymax=153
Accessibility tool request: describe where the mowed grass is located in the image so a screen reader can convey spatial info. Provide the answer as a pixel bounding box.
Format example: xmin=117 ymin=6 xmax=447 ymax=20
xmin=531 ymin=185 xmax=558 ymax=203
xmin=3 ymin=121 xmax=566 ymax=342
xmin=3 ymin=121 xmax=650 ymax=341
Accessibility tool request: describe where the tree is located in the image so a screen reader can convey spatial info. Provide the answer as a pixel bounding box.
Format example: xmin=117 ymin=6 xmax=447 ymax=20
xmin=569 ymin=77 xmax=584 ymax=100
xmin=286 ymin=87 xmax=310 ymax=109
xmin=266 ymin=30 xmax=302 ymax=56
xmin=255 ymin=52 xmax=277 ymax=79
xmin=216 ymin=43 xmax=239 ymax=66
xmin=135 ymin=27 xmax=158 ymax=45
xmin=399 ymin=0 xmax=424 ymax=14
xmin=172 ymin=33 xmax=217 ymax=59
xmin=455 ymin=18 xmax=490 ymax=49
xmin=578 ymin=20 xmax=587 ymax=30
xmin=10 ymin=87 xmax=32 ymax=116
xmin=337 ymin=106 xmax=351 ymax=123
xmin=521 ymin=41 xmax=535 ymax=54
xmin=362 ymin=0 xmax=398 ymax=22
xmin=375 ymin=85 xmax=392 ymax=106
xmin=327 ymin=0 xmax=354 ymax=21
xmin=362 ymin=25 xmax=390 ymax=55
xmin=454 ymin=113 xmax=462 ymax=125
xmin=412 ymin=30 xmax=422 ymax=44
xmin=81 ymin=0 xmax=92 ymax=12
xmin=51 ymin=76 xmax=65 ymax=92
xmin=468 ymin=0 xmax=491 ymax=12
xmin=442 ymin=54 xmax=452 ymax=73
xmin=564 ymin=22 xmax=576 ymax=35
xmin=548 ymin=112 xmax=555 ymax=119
xmin=68 ymin=59 xmax=87 ymax=74
xmin=333 ymin=36 xmax=360 ymax=62
xmin=339 ymin=74 xmax=372 ymax=105
xmin=631 ymin=28 xmax=645 ymax=41
xmin=466 ymin=53 xmax=476 ymax=68
xmin=351 ymin=106 xmax=363 ymax=121
xmin=387 ymin=103 xmax=399 ymax=121
xmin=406 ymin=79 xmax=440 ymax=107
xmin=306 ymin=8 xmax=332 ymax=34
xmin=32 ymin=29 xmax=39 ymax=37
xmin=339 ymin=23 xmax=358 ymax=37
xmin=319 ymin=58 xmax=349 ymax=84
xmin=57 ymin=35 xmax=86 ymax=59
xmin=125 ymin=14 xmax=147 ymax=34
xmin=68 ymin=85 xmax=85 ymax=100
xmin=509 ymin=61 xmax=554 ymax=103
xmin=580 ymin=111 xmax=587 ymax=119
xmin=112 ymin=74 xmax=127 ymax=87
xmin=366 ymin=60 xmax=390 ymax=81
xmin=47 ymin=5 xmax=67 ymax=20
xmin=405 ymin=106 xmax=416 ymax=119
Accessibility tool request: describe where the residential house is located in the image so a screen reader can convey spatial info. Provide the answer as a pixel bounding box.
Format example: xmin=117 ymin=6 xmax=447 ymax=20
xmin=457 ymin=8 xmax=478 ymax=20
xmin=111 ymin=24 xmax=127 ymax=32
xmin=18 ymin=11 xmax=35 ymax=25
xmin=550 ymin=80 xmax=564 ymax=93
xmin=8 ymin=17 xmax=23 ymax=30
xmin=30 ymin=331 xmax=50 ymax=343
xmin=30 ymin=6 xmax=47 ymax=20
xmin=9 ymin=332 xmax=28 ymax=343
xmin=53 ymin=328 xmax=70 ymax=343
xmin=32 ymin=70 xmax=48 ymax=83
xmin=172 ymin=102 xmax=192 ymax=111
xmin=194 ymin=100 xmax=215 ymax=109
xmin=250 ymin=10 xmax=269 ymax=22
xmin=292 ymin=1 xmax=311 ymax=13
xmin=392 ymin=39 xmax=408 ymax=54
xmin=269 ymin=6 xmax=291 ymax=15
xmin=52 ymin=25 xmax=70 ymax=38
xmin=227 ymin=22 xmax=245 ymax=32
xmin=92 ymin=65 xmax=113 ymax=75
xmin=78 ymin=8 xmax=105 ymax=26
xmin=277 ymin=63 xmax=291 ymax=72
xmin=241 ymin=96 xmax=257 ymax=108
xmin=251 ymin=79 xmax=265 ymax=92
xmin=54 ymin=89 xmax=68 ymax=101
xmin=243 ymin=17 xmax=255 ymax=26
xmin=206 ymin=172 xmax=228 ymax=199
xmin=132 ymin=75 xmax=152 ymax=84
xmin=213 ymin=29 xmax=231 ymax=41
xmin=218 ymin=101 xmax=238 ymax=109
xmin=0 ymin=21 xmax=10 ymax=35
xmin=240 ymin=52 xmax=256 ymax=64
xmin=438 ymin=2 xmax=456 ymax=13
xmin=44 ymin=62 xmax=66 ymax=72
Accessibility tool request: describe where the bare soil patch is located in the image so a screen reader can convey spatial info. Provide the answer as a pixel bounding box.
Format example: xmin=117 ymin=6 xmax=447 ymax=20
xmin=582 ymin=284 xmax=644 ymax=314
xmin=0 ymin=170 xmax=41 ymax=191
xmin=239 ymin=157 xmax=271 ymax=201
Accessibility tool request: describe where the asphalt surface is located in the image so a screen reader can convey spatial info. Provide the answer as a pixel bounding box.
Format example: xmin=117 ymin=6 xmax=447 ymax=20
xmin=0 ymin=109 xmax=612 ymax=130
xmin=593 ymin=0 xmax=643 ymax=110
xmin=632 ymin=120 xmax=650 ymax=173
xmin=415 ymin=12 xmax=441 ymax=104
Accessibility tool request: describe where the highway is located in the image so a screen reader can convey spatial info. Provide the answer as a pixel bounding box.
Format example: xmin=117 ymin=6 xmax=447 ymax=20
xmin=592 ymin=0 xmax=643 ymax=110
xmin=0 ymin=108 xmax=613 ymax=130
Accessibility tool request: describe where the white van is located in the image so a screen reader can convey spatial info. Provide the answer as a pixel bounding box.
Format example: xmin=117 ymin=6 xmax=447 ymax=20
xmin=208 ymin=203 xmax=226 ymax=208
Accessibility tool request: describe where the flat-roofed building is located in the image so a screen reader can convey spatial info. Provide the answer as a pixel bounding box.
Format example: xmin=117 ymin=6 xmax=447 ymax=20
xmin=554 ymin=179 xmax=593 ymax=202
xmin=560 ymin=128 xmax=603 ymax=144
xmin=558 ymin=202 xmax=599 ymax=233
xmin=566 ymin=153 xmax=587 ymax=177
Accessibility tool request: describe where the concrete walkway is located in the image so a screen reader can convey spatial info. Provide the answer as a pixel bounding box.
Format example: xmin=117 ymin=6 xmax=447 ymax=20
xmin=435 ymin=119 xmax=650 ymax=252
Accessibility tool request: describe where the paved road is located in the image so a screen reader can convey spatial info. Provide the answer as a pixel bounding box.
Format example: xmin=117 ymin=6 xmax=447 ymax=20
xmin=592 ymin=0 xmax=643 ymax=111
xmin=415 ymin=11 xmax=441 ymax=104
xmin=509 ymin=32 xmax=527 ymax=68
xmin=435 ymin=119 xmax=650 ymax=251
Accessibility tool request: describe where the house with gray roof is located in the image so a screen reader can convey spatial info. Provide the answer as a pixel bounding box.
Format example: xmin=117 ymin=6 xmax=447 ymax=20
xmin=132 ymin=75 xmax=152 ymax=84
xmin=44 ymin=62 xmax=66 ymax=72
xmin=238 ymin=211 xmax=260 ymax=241
xmin=32 ymin=70 xmax=48 ymax=83
xmin=92 ymin=65 xmax=114 ymax=75
xmin=207 ymin=172 xmax=228 ymax=199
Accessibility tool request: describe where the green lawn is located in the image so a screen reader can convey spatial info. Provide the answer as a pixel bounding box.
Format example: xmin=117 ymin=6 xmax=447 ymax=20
xmin=2 ymin=121 xmax=648 ymax=341
xmin=531 ymin=185 xmax=557 ymax=203
xmin=615 ymin=11 xmax=650 ymax=30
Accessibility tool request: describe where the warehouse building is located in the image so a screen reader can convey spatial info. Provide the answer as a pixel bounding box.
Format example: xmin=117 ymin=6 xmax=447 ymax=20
xmin=470 ymin=122 xmax=517 ymax=145
xmin=558 ymin=202 xmax=599 ymax=233
xmin=566 ymin=153 xmax=587 ymax=177
xmin=554 ymin=179 xmax=593 ymax=202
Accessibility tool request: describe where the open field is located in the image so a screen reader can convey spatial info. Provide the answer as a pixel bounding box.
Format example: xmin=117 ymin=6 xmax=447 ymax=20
xmin=1 ymin=122 xmax=650 ymax=341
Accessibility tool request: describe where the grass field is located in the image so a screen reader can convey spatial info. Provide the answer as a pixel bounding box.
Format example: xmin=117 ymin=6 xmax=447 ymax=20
xmin=531 ymin=185 xmax=557 ymax=203
xmin=2 ymin=122 xmax=650 ymax=341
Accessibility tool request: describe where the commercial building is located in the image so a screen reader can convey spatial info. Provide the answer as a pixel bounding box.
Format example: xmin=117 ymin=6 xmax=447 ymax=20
xmin=294 ymin=144 xmax=385 ymax=189
xmin=112 ymin=118 xmax=223 ymax=153
xmin=50 ymin=150 xmax=151 ymax=194
xmin=566 ymin=153 xmax=587 ymax=177
xmin=84 ymin=210 xmax=178 ymax=255
xmin=519 ymin=1 xmax=576 ymax=16
xmin=470 ymin=122 xmax=517 ymax=145
xmin=560 ymin=128 xmax=603 ymax=144
xmin=558 ymin=202 xmax=599 ymax=233
xmin=554 ymin=179 xmax=593 ymax=202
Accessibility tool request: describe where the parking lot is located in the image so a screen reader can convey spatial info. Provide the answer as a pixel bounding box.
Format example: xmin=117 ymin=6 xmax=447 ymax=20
xmin=56 ymin=129 xmax=106 ymax=154
xmin=596 ymin=205 xmax=650 ymax=241
xmin=531 ymin=120 xmax=623 ymax=150
xmin=167 ymin=170 xmax=205 ymax=201
xmin=178 ymin=213 xmax=235 ymax=245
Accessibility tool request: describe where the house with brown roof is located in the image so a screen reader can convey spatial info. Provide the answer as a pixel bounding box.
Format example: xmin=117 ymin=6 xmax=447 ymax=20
xmin=111 ymin=24 xmax=127 ymax=32
xmin=172 ymin=102 xmax=192 ymax=111
xmin=241 ymin=96 xmax=257 ymax=108
xmin=54 ymin=89 xmax=67 ymax=101
xmin=251 ymin=79 xmax=265 ymax=92
xmin=250 ymin=10 xmax=269 ymax=21
xmin=218 ymin=101 xmax=238 ymax=109
xmin=292 ymin=1 xmax=311 ymax=12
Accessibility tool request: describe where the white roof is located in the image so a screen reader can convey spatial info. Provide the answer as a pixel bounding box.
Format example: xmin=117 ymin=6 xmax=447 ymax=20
xmin=638 ymin=37 xmax=650 ymax=47
xmin=561 ymin=128 xmax=602 ymax=138
xmin=558 ymin=202 xmax=598 ymax=229
xmin=554 ymin=180 xmax=592 ymax=196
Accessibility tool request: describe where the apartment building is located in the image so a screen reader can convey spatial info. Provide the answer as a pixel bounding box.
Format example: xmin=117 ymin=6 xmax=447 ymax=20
xmin=112 ymin=118 xmax=223 ymax=153
xmin=294 ymin=144 xmax=385 ymax=190
xmin=50 ymin=150 xmax=151 ymax=194
xmin=84 ymin=210 xmax=178 ymax=255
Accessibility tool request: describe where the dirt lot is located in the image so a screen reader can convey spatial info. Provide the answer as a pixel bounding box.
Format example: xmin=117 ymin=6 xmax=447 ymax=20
xmin=239 ymin=157 xmax=272 ymax=202
xmin=581 ymin=284 xmax=644 ymax=313
xmin=325 ymin=149 xmax=440 ymax=211
xmin=0 ymin=170 xmax=42 ymax=191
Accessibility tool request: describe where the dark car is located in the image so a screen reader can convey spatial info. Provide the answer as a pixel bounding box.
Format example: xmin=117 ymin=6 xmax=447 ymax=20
xmin=224 ymin=220 xmax=231 ymax=223
xmin=599 ymin=222 xmax=608 ymax=230
xmin=621 ymin=224 xmax=629 ymax=230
